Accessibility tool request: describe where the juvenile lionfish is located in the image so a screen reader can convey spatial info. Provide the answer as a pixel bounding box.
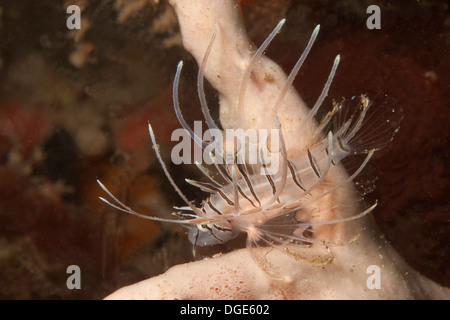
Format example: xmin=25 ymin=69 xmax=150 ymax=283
xmin=98 ymin=19 xmax=401 ymax=279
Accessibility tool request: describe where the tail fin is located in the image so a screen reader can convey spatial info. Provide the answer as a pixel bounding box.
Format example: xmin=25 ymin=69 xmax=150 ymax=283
xmin=333 ymin=94 xmax=403 ymax=155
